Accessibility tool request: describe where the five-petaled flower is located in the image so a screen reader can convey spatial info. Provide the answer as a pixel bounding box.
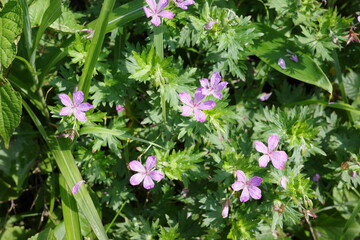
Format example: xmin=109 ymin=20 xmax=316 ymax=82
xmin=59 ymin=91 xmax=94 ymax=122
xmin=197 ymin=72 xmax=228 ymax=100
xmin=231 ymin=170 xmax=262 ymax=202
xmin=173 ymin=0 xmax=195 ymax=10
xmin=179 ymin=91 xmax=216 ymax=122
xmin=129 ymin=156 xmax=164 ymax=189
xmin=254 ymin=134 xmax=288 ymax=170
xmin=143 ymin=0 xmax=174 ymax=26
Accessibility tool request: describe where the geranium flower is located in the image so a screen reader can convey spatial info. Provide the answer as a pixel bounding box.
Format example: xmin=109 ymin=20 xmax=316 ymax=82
xmin=258 ymin=92 xmax=272 ymax=101
xmin=129 ymin=156 xmax=164 ymax=189
xmin=143 ymin=0 xmax=174 ymax=26
xmin=72 ymin=180 xmax=85 ymax=194
xmin=173 ymin=0 xmax=195 ymax=10
xmin=278 ymin=58 xmax=286 ymax=69
xmin=231 ymin=170 xmax=262 ymax=202
xmin=178 ymin=91 xmax=215 ymax=122
xmin=358 ymin=16 xmax=360 ymax=23
xmin=222 ymin=198 xmax=230 ymax=218
xmin=116 ymin=105 xmax=125 ymax=112
xmin=204 ymin=20 xmax=218 ymax=29
xmin=59 ymin=91 xmax=94 ymax=122
xmin=280 ymin=176 xmax=288 ymax=189
xmin=254 ymin=134 xmax=288 ymax=170
xmin=197 ymin=72 xmax=228 ymax=99
xmin=346 ymin=29 xmax=360 ymax=45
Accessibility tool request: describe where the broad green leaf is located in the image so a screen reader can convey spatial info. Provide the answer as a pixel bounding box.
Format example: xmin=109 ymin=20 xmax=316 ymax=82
xmin=86 ymin=0 xmax=144 ymax=33
xmin=0 ymin=80 xmax=22 ymax=148
xmin=0 ymin=0 xmax=23 ymax=68
xmin=251 ymin=23 xmax=333 ymax=94
xmin=59 ymin=174 xmax=82 ymax=240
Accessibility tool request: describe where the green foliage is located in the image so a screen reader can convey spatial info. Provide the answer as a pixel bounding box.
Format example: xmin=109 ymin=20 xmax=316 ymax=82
xmin=0 ymin=0 xmax=23 ymax=68
xmin=0 ymin=80 xmax=22 ymax=148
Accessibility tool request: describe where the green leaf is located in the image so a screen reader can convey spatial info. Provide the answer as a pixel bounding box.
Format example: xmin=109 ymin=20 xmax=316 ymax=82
xmin=0 ymin=80 xmax=22 ymax=148
xmin=0 ymin=0 xmax=23 ymax=68
xmin=59 ymin=174 xmax=82 ymax=240
xmin=251 ymin=23 xmax=333 ymax=94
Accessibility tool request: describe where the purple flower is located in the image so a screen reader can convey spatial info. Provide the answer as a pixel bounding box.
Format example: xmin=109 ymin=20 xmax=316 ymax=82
xmin=358 ymin=16 xmax=360 ymax=23
xmin=204 ymin=20 xmax=218 ymax=29
xmin=286 ymin=50 xmax=299 ymax=63
xmin=278 ymin=58 xmax=286 ymax=69
xmin=143 ymin=0 xmax=174 ymax=26
xmin=116 ymin=104 xmax=125 ymax=112
xmin=173 ymin=0 xmax=195 ymax=9
xmin=313 ymin=173 xmax=320 ymax=182
xmin=222 ymin=198 xmax=230 ymax=218
xmin=129 ymin=156 xmax=164 ymax=189
xmin=254 ymin=134 xmax=288 ymax=170
xmin=231 ymin=170 xmax=262 ymax=202
xmin=72 ymin=180 xmax=85 ymax=194
xmin=59 ymin=91 xmax=94 ymax=122
xmin=258 ymin=92 xmax=272 ymax=101
xmin=179 ymin=91 xmax=215 ymax=122
xmin=197 ymin=72 xmax=228 ymax=99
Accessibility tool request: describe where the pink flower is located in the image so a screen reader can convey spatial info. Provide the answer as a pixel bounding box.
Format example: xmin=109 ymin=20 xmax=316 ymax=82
xmin=72 ymin=180 xmax=85 ymax=194
xmin=352 ymin=171 xmax=357 ymax=178
xmin=258 ymin=92 xmax=272 ymax=101
xmin=358 ymin=16 xmax=360 ymax=23
xmin=222 ymin=198 xmax=230 ymax=218
xmin=116 ymin=105 xmax=125 ymax=112
xmin=280 ymin=176 xmax=288 ymax=189
xmin=178 ymin=91 xmax=216 ymax=122
xmin=173 ymin=0 xmax=195 ymax=9
xmin=197 ymin=72 xmax=228 ymax=99
xmin=254 ymin=134 xmax=288 ymax=170
xmin=231 ymin=170 xmax=262 ymax=202
xmin=59 ymin=91 xmax=94 ymax=122
xmin=143 ymin=0 xmax=174 ymax=26
xmin=204 ymin=20 xmax=218 ymax=29
xmin=129 ymin=156 xmax=164 ymax=189
xmin=278 ymin=58 xmax=286 ymax=69
xmin=81 ymin=28 xmax=94 ymax=39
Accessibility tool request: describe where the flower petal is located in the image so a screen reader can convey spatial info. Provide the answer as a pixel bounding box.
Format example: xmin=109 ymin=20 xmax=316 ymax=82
xmin=212 ymin=91 xmax=222 ymax=100
xmin=181 ymin=106 xmax=193 ymax=116
xmin=235 ymin=170 xmax=246 ymax=182
xmin=210 ymin=72 xmax=221 ymax=87
xmin=199 ymin=78 xmax=210 ymax=88
xmin=158 ymin=0 xmax=170 ymax=10
xmin=197 ymin=100 xmax=215 ymax=110
xmin=193 ymin=90 xmax=205 ymax=104
xmin=248 ymin=186 xmax=262 ymax=200
xmin=145 ymin=0 xmax=157 ymax=10
xmin=116 ymin=105 xmax=125 ymax=112
xmin=278 ymin=58 xmax=286 ymax=69
xmin=179 ymin=92 xmax=193 ymax=106
xmin=150 ymin=170 xmax=164 ymax=181
xmin=240 ymin=187 xmax=250 ymax=202
xmin=143 ymin=175 xmax=155 ymax=189
xmin=146 ymin=156 xmax=157 ymax=170
xmin=72 ymin=180 xmax=85 ymax=194
xmin=258 ymin=155 xmax=270 ymax=167
xmin=222 ymin=199 xmax=230 ymax=218
xmin=254 ymin=141 xmax=268 ymax=154
xmin=151 ymin=15 xmax=161 ymax=26
xmin=130 ymin=173 xmax=146 ymax=186
xmin=248 ymin=176 xmax=262 ymax=187
xmin=215 ymin=81 xmax=228 ymax=91
xmin=267 ymin=134 xmax=279 ymax=152
xmin=143 ymin=7 xmax=153 ymax=18
xmin=73 ymin=91 xmax=84 ymax=105
xmin=231 ymin=180 xmax=245 ymax=191
xmin=59 ymin=94 xmax=73 ymax=107
xmin=158 ymin=10 xmax=174 ymax=19
xmin=59 ymin=107 xmax=72 ymax=116
xmin=194 ymin=109 xmax=206 ymax=122
xmin=129 ymin=160 xmax=146 ymax=172
xmin=280 ymin=176 xmax=288 ymax=189
xmin=270 ymin=151 xmax=288 ymax=170
xmin=74 ymin=109 xmax=87 ymax=122
xmin=78 ymin=102 xmax=93 ymax=112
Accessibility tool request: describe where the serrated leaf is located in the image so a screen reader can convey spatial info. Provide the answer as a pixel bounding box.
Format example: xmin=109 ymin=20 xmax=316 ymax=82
xmin=251 ymin=23 xmax=333 ymax=94
xmin=0 ymin=0 xmax=23 ymax=68
xmin=0 ymin=80 xmax=22 ymax=148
